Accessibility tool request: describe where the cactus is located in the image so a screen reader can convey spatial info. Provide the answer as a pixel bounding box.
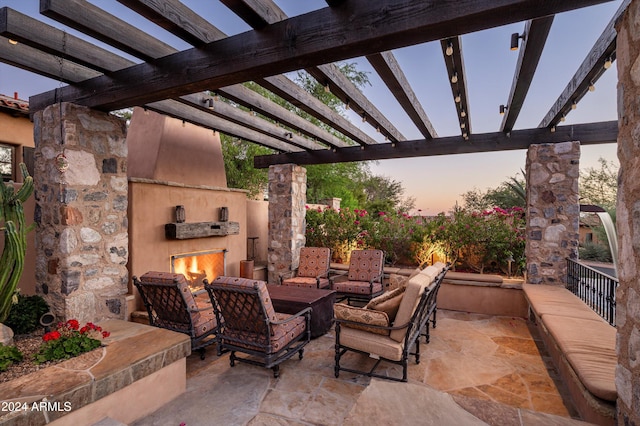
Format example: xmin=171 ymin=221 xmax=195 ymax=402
xmin=0 ymin=163 xmax=34 ymax=323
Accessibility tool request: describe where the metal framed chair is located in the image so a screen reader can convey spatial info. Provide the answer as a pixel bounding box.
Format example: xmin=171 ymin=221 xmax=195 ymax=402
xmin=133 ymin=271 xmax=220 ymax=359
xmin=331 ymin=249 xmax=385 ymax=305
xmin=280 ymin=246 xmax=331 ymax=289
xmin=205 ymin=276 xmax=311 ymax=378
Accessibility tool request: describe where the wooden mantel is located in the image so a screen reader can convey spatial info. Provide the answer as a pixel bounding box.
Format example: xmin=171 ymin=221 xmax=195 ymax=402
xmin=165 ymin=221 xmax=240 ymax=240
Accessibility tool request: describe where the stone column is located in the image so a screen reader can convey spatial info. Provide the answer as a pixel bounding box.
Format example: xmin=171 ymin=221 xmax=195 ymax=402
xmin=33 ymin=103 xmax=128 ymax=324
xmin=524 ymin=141 xmax=580 ymax=285
xmin=614 ymin=3 xmax=640 ymax=424
xmin=267 ymin=164 xmax=306 ymax=284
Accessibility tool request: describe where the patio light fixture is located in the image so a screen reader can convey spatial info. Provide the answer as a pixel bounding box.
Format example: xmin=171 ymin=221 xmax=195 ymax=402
xmin=344 ymin=99 xmax=350 ymax=110
xmin=510 ymin=32 xmax=524 ymax=50
xmin=499 ymin=104 xmax=507 ymax=115
xmin=460 ymin=109 xmax=466 ymax=118
xmin=604 ymin=57 xmax=613 ymax=69
xmin=450 ymin=72 xmax=458 ymax=84
xmin=207 ymin=98 xmax=214 ymax=110
xmin=324 ymin=82 xmax=330 ymax=93
xmin=589 ymin=82 xmax=596 ymax=92
xmin=454 ymin=92 xmax=461 ymax=103
xmin=445 ymin=40 xmax=454 ymax=56
xmin=571 ymin=100 xmax=578 ymax=110
xmin=8 ymin=39 xmax=18 ymax=45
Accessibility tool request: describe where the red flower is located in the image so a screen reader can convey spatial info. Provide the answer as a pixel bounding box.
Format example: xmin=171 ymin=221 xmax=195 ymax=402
xmin=43 ymin=331 xmax=61 ymax=341
xmin=102 ymin=331 xmax=111 ymax=338
xmin=66 ymin=319 xmax=80 ymax=330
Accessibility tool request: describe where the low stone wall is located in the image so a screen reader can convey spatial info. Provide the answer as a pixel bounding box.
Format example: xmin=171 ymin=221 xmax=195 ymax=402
xmin=0 ymin=320 xmax=190 ymax=425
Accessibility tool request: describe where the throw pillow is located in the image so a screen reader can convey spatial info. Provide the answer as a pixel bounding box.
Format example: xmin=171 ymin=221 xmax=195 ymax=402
xmin=334 ymin=303 xmax=390 ymax=335
xmin=366 ymin=285 xmax=406 ymax=322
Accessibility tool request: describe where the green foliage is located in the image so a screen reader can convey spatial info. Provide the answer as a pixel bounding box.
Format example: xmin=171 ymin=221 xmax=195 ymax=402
xmin=221 ymin=135 xmax=273 ymax=199
xmin=33 ymin=320 xmax=109 ymax=364
xmin=0 ymin=343 xmax=23 ymax=372
xmin=0 ymin=163 xmax=35 ymax=323
xmin=462 ymin=171 xmax=526 ymax=212
xmin=579 ymin=242 xmax=613 ymax=263
xmin=4 ymin=294 xmax=49 ymax=335
xmin=580 ymin=157 xmax=618 ymax=211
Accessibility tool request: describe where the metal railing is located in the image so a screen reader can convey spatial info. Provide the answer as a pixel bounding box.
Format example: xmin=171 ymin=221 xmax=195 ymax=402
xmin=566 ymin=258 xmax=618 ymax=326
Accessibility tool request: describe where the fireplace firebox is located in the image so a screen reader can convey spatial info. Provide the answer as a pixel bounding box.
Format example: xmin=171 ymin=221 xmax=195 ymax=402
xmin=170 ymin=249 xmax=226 ymax=289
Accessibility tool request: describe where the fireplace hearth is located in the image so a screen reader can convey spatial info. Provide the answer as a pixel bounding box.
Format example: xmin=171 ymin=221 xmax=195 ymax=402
xmin=170 ymin=249 xmax=226 ymax=289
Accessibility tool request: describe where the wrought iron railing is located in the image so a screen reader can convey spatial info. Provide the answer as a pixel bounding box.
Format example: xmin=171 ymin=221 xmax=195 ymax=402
xmin=566 ymin=258 xmax=618 ymax=326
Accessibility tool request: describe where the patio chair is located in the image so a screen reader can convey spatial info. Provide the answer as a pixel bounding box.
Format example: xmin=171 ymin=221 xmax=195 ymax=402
xmin=331 ymin=249 xmax=385 ymax=305
xmin=204 ymin=276 xmax=311 ymax=378
xmin=133 ymin=271 xmax=220 ymax=359
xmin=421 ymin=262 xmax=448 ymax=343
xmin=333 ymin=263 xmax=449 ymax=382
xmin=280 ymin=246 xmax=331 ymax=289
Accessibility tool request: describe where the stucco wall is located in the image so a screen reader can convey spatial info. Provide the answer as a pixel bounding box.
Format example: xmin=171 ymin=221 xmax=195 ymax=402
xmin=246 ymin=199 xmax=269 ymax=263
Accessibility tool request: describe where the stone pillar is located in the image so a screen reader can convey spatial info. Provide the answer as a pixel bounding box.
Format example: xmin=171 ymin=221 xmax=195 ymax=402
xmin=267 ymin=164 xmax=306 ymax=284
xmin=524 ymin=141 xmax=580 ymax=285
xmin=614 ymin=3 xmax=640 ymax=424
xmin=33 ymin=103 xmax=128 ymax=324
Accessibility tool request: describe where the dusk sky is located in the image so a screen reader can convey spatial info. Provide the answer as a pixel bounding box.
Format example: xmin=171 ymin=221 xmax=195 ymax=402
xmin=0 ymin=0 xmax=622 ymax=214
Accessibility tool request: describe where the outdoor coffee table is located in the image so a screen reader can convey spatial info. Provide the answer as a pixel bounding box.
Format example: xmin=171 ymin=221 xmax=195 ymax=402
xmin=267 ymin=285 xmax=336 ymax=339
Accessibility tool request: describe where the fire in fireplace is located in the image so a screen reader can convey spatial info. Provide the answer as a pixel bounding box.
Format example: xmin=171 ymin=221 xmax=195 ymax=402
xmin=171 ymin=249 xmax=226 ymax=289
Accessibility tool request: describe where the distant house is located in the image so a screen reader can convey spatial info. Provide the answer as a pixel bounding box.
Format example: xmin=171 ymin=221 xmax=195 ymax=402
xmin=0 ymin=93 xmax=34 ymax=181
xmin=579 ymin=213 xmax=604 ymax=246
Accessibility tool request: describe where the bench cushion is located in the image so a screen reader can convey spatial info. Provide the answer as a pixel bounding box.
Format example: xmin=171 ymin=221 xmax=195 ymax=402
xmin=543 ymin=315 xmax=617 ymax=402
xmin=445 ymin=271 xmax=503 ymax=283
xmin=523 ymin=284 xmax=605 ymax=322
xmin=338 ymin=326 xmax=404 ymax=361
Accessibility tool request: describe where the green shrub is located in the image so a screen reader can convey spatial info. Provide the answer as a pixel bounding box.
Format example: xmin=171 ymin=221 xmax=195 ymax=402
xmin=5 ymin=294 xmax=50 ymax=335
xmin=579 ymin=242 xmax=613 ymax=262
xmin=0 ymin=344 xmax=23 ymax=372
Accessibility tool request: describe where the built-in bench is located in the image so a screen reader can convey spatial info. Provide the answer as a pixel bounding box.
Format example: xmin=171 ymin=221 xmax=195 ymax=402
xmin=523 ymin=284 xmax=617 ymax=426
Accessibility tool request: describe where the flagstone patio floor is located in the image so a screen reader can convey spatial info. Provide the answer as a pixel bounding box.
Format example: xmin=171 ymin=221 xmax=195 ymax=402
xmin=133 ymin=310 xmax=594 ymax=426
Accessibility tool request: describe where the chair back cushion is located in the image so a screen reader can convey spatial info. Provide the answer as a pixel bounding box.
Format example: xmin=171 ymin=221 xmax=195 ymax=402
xmin=297 ymin=247 xmax=330 ymax=278
xmin=137 ymin=271 xmax=200 ymax=330
xmin=389 ymin=270 xmax=434 ymax=342
xmin=347 ymin=249 xmax=384 ymax=282
xmin=334 ymin=303 xmax=390 ymax=335
xmin=366 ymin=285 xmax=406 ymax=322
xmin=211 ymin=276 xmax=278 ymax=323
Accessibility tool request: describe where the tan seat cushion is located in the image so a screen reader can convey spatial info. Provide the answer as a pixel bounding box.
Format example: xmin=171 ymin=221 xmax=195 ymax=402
xmin=444 ymin=271 xmax=503 ymax=283
xmin=390 ymin=271 xmax=433 ymax=342
xmin=543 ymin=314 xmax=617 ymax=402
xmin=523 ymin=284 xmax=605 ymax=322
xmin=338 ymin=326 xmax=404 ymax=361
xmin=366 ymin=285 xmax=406 ymax=322
xmin=334 ymin=303 xmax=390 ymax=335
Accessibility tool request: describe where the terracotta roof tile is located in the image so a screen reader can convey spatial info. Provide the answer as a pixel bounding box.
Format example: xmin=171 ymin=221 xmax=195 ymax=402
xmin=0 ymin=93 xmax=29 ymax=115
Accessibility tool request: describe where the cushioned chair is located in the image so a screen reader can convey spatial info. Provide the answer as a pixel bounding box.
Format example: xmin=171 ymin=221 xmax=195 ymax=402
xmin=133 ymin=271 xmax=220 ymax=359
xmin=333 ymin=263 xmax=449 ymax=382
xmin=204 ymin=276 xmax=311 ymax=378
xmin=280 ymin=247 xmax=331 ymax=289
xmin=331 ymin=249 xmax=385 ymax=305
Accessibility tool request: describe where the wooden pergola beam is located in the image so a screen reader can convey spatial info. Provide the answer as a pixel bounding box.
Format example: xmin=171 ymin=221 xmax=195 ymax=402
xmin=31 ymin=0 xmax=614 ymax=112
xmin=500 ymin=17 xmax=554 ymax=133
xmin=254 ymin=121 xmax=618 ymax=168
xmin=219 ymin=0 xmax=287 ymax=29
xmin=306 ymin=64 xmax=406 ymax=142
xmin=440 ymin=36 xmax=471 ymax=136
xmin=116 ymin=0 xmax=226 ymax=45
xmin=539 ymin=0 xmax=629 ymax=128
xmin=366 ymin=51 xmax=438 ymax=139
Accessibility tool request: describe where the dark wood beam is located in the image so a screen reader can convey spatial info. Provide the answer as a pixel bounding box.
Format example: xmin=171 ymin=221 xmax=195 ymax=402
xmin=146 ymin=100 xmax=304 ymax=153
xmin=31 ymin=0 xmax=614 ymax=112
xmin=500 ymin=17 xmax=554 ymax=132
xmin=258 ymin=75 xmax=378 ymax=146
xmin=217 ymin=85 xmax=350 ymax=149
xmin=306 ymin=64 xmax=406 ymax=142
xmin=440 ymin=36 xmax=471 ymax=136
xmin=0 ymin=7 xmax=131 ymax=73
xmin=0 ymin=35 xmax=100 ymax=83
xmin=539 ymin=0 xmax=628 ymax=128
xmin=40 ymin=0 xmax=176 ymax=62
xmin=254 ymin=121 xmax=618 ymax=167
xmin=366 ymin=51 xmax=437 ymax=139
xmin=219 ymin=0 xmax=287 ymax=29
xmin=115 ymin=0 xmax=226 ymax=45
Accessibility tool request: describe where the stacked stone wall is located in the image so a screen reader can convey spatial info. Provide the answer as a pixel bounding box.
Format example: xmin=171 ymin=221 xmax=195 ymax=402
xmin=525 ymin=141 xmax=580 ymax=285
xmin=33 ymin=103 xmax=128 ymax=323
xmin=267 ymin=164 xmax=306 ymax=284
xmin=614 ymin=2 xmax=640 ymax=424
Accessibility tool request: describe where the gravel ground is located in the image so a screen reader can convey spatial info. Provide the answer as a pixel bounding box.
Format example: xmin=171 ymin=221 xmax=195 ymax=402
xmin=1 ymin=331 xmax=64 ymax=384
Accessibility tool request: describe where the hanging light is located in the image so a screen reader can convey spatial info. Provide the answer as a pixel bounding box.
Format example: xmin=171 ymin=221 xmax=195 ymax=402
xmin=376 ymin=126 xmax=380 ymax=133
xmin=460 ymin=122 xmax=466 ymax=129
xmin=588 ymin=82 xmax=596 ymax=92
xmin=511 ymin=32 xmax=524 ymax=51
xmin=451 ymin=72 xmax=458 ymax=84
xmin=207 ymin=98 xmax=214 ymax=110
xmin=560 ymin=114 xmax=566 ymax=122
xmin=460 ymin=109 xmax=466 ymax=118
xmin=604 ymin=57 xmax=613 ymax=69
xmin=550 ymin=126 xmax=556 ymax=133
xmin=345 ymin=99 xmax=350 ymax=110
xmin=454 ymin=92 xmax=461 ymax=103
xmin=324 ymin=82 xmax=330 ymax=93
xmin=362 ymin=114 xmax=367 ymax=123
xmin=445 ymin=40 xmax=454 ymax=56
xmin=571 ymin=100 xmax=577 ymax=110
xmin=8 ymin=39 xmax=18 ymax=45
